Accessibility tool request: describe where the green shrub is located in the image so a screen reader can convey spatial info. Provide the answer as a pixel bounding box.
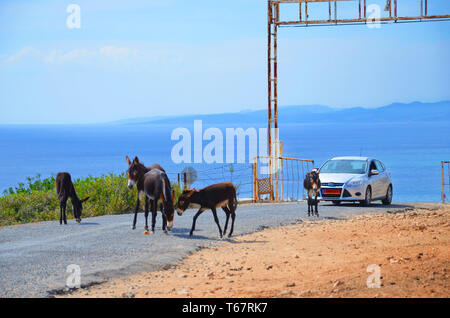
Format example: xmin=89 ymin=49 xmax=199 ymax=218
xmin=0 ymin=173 xmax=182 ymax=226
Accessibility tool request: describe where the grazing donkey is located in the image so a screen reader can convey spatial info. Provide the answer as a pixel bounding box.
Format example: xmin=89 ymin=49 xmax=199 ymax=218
xmin=176 ymin=182 xmax=237 ymax=238
xmin=303 ymin=170 xmax=321 ymax=217
xmin=55 ymin=172 xmax=90 ymax=224
xmin=126 ymin=156 xmax=173 ymax=232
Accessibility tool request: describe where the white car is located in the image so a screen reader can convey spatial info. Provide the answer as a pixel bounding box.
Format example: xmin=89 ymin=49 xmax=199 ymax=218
xmin=318 ymin=156 xmax=393 ymax=206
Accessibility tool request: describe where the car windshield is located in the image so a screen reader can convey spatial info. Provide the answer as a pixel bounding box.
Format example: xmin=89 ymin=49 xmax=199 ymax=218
xmin=320 ymin=160 xmax=368 ymax=174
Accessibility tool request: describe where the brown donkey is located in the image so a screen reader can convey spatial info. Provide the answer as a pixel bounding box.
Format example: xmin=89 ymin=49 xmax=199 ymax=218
xmin=176 ymin=182 xmax=237 ymax=238
xmin=126 ymin=156 xmax=172 ymax=232
xmin=55 ymin=172 xmax=90 ymax=224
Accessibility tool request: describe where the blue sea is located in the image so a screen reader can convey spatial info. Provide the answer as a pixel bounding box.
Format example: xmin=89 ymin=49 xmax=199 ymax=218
xmin=0 ymin=121 xmax=449 ymax=202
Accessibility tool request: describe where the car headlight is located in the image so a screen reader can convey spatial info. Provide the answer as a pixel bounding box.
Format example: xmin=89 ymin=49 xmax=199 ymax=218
xmin=347 ymin=180 xmax=362 ymax=188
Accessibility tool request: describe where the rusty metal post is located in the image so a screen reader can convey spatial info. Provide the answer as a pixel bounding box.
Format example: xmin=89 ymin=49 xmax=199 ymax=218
xmin=274 ymin=3 xmax=279 ymax=202
xmin=358 ymin=0 xmax=361 ymax=20
xmin=299 ymin=0 xmax=302 ymax=22
xmin=268 ymin=0 xmax=272 ymax=168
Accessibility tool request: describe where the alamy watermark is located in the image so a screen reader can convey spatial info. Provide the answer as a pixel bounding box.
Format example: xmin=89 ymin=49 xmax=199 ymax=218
xmin=171 ymin=120 xmax=279 ymax=175
xmin=66 ymin=4 xmax=81 ymax=29
xmin=366 ymin=264 xmax=381 ymax=288
xmin=66 ymin=264 xmax=81 ymax=289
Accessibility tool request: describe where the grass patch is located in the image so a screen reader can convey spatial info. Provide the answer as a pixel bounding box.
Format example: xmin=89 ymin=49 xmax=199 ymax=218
xmin=0 ymin=173 xmax=182 ymax=226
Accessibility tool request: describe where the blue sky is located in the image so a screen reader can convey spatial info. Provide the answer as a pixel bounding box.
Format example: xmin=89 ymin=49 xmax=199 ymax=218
xmin=0 ymin=0 xmax=449 ymax=124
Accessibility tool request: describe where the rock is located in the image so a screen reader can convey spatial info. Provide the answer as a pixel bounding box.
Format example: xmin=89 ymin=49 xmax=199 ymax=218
xmin=178 ymin=274 xmax=188 ymax=278
xmin=389 ymin=258 xmax=399 ymax=264
xmin=286 ymin=282 xmax=296 ymax=288
xmin=122 ymin=292 xmax=135 ymax=298
xmin=177 ymin=289 xmax=189 ymax=295
xmin=333 ymin=280 xmax=343 ymax=288
xmin=266 ymin=265 xmax=273 ymax=270
xmin=279 ymin=290 xmax=294 ymax=296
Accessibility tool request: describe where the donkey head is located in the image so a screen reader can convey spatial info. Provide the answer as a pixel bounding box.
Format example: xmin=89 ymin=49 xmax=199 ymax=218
xmin=309 ymin=170 xmax=320 ymax=190
xmin=164 ymin=189 xmax=176 ymax=230
xmin=176 ymin=189 xmax=196 ymax=216
xmin=73 ymin=196 xmax=90 ymax=223
xmin=126 ymin=155 xmax=145 ymax=189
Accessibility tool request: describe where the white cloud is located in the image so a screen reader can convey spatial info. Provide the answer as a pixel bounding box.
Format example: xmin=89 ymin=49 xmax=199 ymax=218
xmin=3 ymin=46 xmax=141 ymax=65
xmin=4 ymin=47 xmax=40 ymax=63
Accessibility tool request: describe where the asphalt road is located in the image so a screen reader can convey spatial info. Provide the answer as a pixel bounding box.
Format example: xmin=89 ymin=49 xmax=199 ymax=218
xmin=0 ymin=201 xmax=433 ymax=297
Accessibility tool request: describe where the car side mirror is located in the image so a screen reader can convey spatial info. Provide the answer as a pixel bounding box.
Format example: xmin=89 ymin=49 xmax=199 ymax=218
xmin=369 ymin=169 xmax=379 ymax=176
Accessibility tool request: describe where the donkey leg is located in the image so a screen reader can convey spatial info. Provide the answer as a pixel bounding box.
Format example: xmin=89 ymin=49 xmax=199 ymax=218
xmin=160 ymin=202 xmax=168 ymax=233
xmin=222 ymin=207 xmax=231 ymax=237
xmin=151 ymin=200 xmax=157 ymax=233
xmin=62 ymin=199 xmax=68 ymax=225
xmin=144 ymin=197 xmax=149 ymax=231
xmin=211 ymin=207 xmax=223 ymax=239
xmin=315 ymin=197 xmax=319 ymax=217
xmin=132 ymin=195 xmax=140 ymax=230
xmin=59 ymin=201 xmax=63 ymax=225
xmin=190 ymin=208 xmax=205 ymax=236
xmin=229 ymin=211 xmax=236 ymax=237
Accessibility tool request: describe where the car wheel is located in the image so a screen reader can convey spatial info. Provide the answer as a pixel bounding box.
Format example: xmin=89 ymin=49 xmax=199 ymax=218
xmin=332 ymin=201 xmax=341 ymax=205
xmin=360 ymin=186 xmax=372 ymax=206
xmin=382 ymin=185 xmax=393 ymax=205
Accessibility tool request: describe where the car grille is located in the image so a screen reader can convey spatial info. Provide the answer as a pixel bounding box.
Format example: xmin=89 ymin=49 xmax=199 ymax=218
xmin=321 ymin=183 xmax=344 ymax=187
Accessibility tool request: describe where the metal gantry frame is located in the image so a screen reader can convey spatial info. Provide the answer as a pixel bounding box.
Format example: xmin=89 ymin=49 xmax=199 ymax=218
xmin=267 ymin=0 xmax=450 ymax=202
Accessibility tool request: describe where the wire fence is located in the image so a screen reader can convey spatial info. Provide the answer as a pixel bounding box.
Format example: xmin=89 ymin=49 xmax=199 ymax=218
xmin=253 ymin=156 xmax=315 ymax=202
xmin=442 ymin=161 xmax=450 ymax=204
xmin=279 ymin=158 xmax=315 ymax=202
xmin=165 ymin=163 xmax=254 ymax=199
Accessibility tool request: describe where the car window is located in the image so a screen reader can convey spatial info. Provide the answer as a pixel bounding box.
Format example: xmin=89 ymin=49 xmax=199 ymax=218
xmin=369 ymin=161 xmax=377 ymax=171
xmin=320 ymin=160 xmax=368 ymax=174
xmin=375 ymin=160 xmax=385 ymax=172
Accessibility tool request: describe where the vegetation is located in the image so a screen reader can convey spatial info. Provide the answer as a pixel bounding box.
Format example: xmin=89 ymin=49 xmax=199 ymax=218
xmin=0 ymin=173 xmax=183 ymax=226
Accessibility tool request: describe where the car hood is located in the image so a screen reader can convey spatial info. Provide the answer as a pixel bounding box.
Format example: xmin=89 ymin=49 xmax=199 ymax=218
xmin=319 ymin=173 xmax=364 ymax=184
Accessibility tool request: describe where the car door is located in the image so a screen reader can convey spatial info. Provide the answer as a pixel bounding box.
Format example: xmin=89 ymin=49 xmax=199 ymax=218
xmin=375 ymin=160 xmax=390 ymax=198
xmin=368 ymin=160 xmax=383 ymax=198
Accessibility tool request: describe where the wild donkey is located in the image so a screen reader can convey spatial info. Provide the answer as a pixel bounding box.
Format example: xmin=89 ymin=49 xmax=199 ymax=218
xmin=176 ymin=182 xmax=237 ymax=238
xmin=126 ymin=156 xmax=174 ymax=233
xmin=55 ymin=172 xmax=90 ymax=224
xmin=303 ymin=170 xmax=321 ymax=217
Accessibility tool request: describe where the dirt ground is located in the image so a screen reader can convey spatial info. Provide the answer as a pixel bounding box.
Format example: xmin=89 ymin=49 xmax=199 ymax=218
xmin=64 ymin=206 xmax=450 ymax=298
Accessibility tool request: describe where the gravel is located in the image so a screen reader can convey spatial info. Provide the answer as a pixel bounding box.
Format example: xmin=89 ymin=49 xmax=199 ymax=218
xmin=0 ymin=201 xmax=427 ymax=297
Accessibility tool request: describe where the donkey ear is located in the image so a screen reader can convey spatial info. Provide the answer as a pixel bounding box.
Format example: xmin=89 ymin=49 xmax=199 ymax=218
xmin=81 ymin=196 xmax=90 ymax=203
xmin=185 ymin=189 xmax=196 ymax=198
xmin=133 ymin=156 xmax=139 ymax=164
xmin=126 ymin=156 xmax=131 ymax=165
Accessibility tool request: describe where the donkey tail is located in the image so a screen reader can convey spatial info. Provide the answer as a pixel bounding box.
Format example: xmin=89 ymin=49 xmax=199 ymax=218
xmin=55 ymin=179 xmax=64 ymax=200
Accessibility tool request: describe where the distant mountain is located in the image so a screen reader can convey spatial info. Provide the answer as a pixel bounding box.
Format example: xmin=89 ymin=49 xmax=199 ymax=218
xmin=114 ymin=101 xmax=450 ymax=125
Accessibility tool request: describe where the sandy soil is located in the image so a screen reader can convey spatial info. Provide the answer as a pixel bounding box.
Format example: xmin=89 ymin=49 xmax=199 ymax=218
xmin=64 ymin=206 xmax=450 ymax=298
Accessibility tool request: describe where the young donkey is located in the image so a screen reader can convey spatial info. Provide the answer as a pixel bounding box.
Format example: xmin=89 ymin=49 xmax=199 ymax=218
xmin=126 ymin=156 xmax=174 ymax=232
xmin=176 ymin=182 xmax=237 ymax=238
xmin=303 ymin=170 xmax=321 ymax=217
xmin=55 ymin=172 xmax=90 ymax=224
